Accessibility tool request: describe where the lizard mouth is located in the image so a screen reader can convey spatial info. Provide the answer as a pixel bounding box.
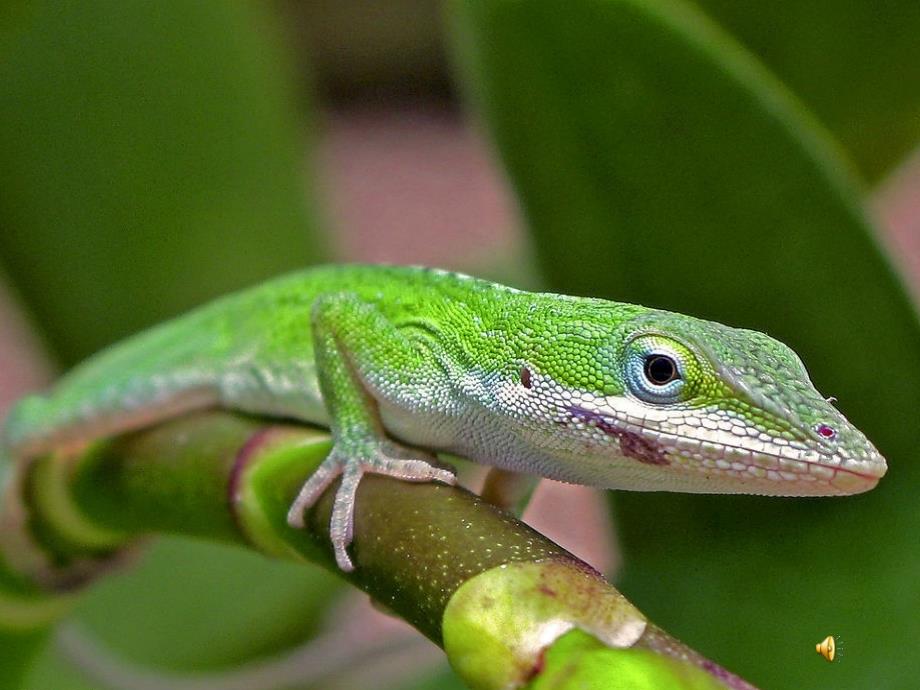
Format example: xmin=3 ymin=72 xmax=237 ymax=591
xmin=566 ymin=404 xmax=885 ymax=495
xmin=825 ymin=461 xmax=885 ymax=494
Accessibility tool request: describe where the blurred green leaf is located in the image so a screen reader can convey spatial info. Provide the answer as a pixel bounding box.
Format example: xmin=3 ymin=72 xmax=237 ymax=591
xmin=0 ymin=2 xmax=339 ymax=686
xmin=76 ymin=539 xmax=340 ymax=671
xmin=692 ymin=1 xmax=920 ymax=181
xmin=449 ymin=0 xmax=920 ymax=687
xmin=0 ymin=0 xmax=327 ymax=366
xmin=407 ymin=668 xmax=470 ymax=690
xmin=26 ymin=539 xmax=341 ymax=689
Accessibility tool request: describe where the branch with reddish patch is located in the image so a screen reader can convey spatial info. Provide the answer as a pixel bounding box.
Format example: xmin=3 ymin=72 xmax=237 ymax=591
xmin=0 ymin=411 xmax=755 ymax=689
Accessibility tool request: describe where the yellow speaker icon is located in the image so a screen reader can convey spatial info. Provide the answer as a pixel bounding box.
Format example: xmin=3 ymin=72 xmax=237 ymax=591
xmin=816 ymin=635 xmax=836 ymax=662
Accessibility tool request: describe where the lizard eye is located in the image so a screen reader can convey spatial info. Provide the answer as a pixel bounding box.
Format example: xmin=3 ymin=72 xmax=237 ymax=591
xmin=623 ymin=337 xmax=688 ymax=404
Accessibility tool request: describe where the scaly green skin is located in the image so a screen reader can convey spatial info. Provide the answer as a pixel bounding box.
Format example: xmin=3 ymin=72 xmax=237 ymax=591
xmin=0 ymin=264 xmax=886 ymax=571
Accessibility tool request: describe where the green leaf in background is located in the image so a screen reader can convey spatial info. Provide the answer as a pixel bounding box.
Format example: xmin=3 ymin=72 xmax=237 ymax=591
xmin=0 ymin=0 xmax=326 ymax=366
xmin=26 ymin=540 xmax=341 ymax=690
xmin=448 ymin=0 xmax=920 ymax=687
xmin=0 ymin=2 xmax=341 ymax=687
xmin=691 ymin=1 xmax=920 ymax=182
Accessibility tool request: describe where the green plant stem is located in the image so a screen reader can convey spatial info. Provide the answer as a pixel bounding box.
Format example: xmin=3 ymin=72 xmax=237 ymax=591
xmin=4 ymin=411 xmax=756 ymax=689
xmin=70 ymin=411 xmax=574 ymax=642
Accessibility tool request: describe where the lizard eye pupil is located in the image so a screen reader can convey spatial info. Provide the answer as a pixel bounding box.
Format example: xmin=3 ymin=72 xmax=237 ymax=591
xmin=644 ymin=355 xmax=679 ymax=385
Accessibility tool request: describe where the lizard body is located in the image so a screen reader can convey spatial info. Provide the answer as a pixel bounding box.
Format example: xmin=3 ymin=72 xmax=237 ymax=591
xmin=1 ymin=264 xmax=886 ymax=570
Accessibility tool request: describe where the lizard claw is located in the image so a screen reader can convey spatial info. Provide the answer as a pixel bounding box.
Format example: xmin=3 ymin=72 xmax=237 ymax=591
xmin=286 ymin=442 xmax=456 ymax=571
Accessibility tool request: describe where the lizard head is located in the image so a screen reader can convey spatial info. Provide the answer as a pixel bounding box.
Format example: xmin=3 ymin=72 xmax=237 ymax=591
xmin=511 ymin=305 xmax=886 ymax=495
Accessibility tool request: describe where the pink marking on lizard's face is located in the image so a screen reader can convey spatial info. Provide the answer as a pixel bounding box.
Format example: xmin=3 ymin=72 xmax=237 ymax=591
xmin=567 ymin=405 xmax=668 ymax=466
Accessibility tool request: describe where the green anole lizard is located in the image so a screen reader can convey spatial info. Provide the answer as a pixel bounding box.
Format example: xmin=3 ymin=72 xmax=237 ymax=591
xmin=0 ymin=264 xmax=887 ymax=571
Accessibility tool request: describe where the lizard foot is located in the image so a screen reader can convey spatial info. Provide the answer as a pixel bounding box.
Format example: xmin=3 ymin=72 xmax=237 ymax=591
xmin=285 ymin=440 xmax=456 ymax=571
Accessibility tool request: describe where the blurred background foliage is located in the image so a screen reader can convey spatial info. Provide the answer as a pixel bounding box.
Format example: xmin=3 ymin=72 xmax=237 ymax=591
xmin=0 ymin=1 xmax=918 ymax=689
xmin=0 ymin=1 xmax=326 ymax=366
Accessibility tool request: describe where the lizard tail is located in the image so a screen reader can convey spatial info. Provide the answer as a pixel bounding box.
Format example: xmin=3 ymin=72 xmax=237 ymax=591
xmin=1 ymin=395 xmax=51 ymax=576
xmin=0 ymin=401 xmax=46 ymax=583
xmin=2 ymin=394 xmax=47 ymax=456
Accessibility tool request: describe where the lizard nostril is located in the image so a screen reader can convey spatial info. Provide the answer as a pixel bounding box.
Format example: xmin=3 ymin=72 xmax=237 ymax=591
xmin=816 ymin=424 xmax=837 ymax=440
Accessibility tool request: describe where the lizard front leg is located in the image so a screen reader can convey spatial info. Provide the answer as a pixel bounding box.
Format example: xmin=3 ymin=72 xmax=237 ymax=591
xmin=286 ymin=293 xmax=456 ymax=571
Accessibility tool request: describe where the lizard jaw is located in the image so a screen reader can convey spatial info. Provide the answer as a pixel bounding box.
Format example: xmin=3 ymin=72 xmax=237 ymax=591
xmin=563 ymin=400 xmax=886 ymax=496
